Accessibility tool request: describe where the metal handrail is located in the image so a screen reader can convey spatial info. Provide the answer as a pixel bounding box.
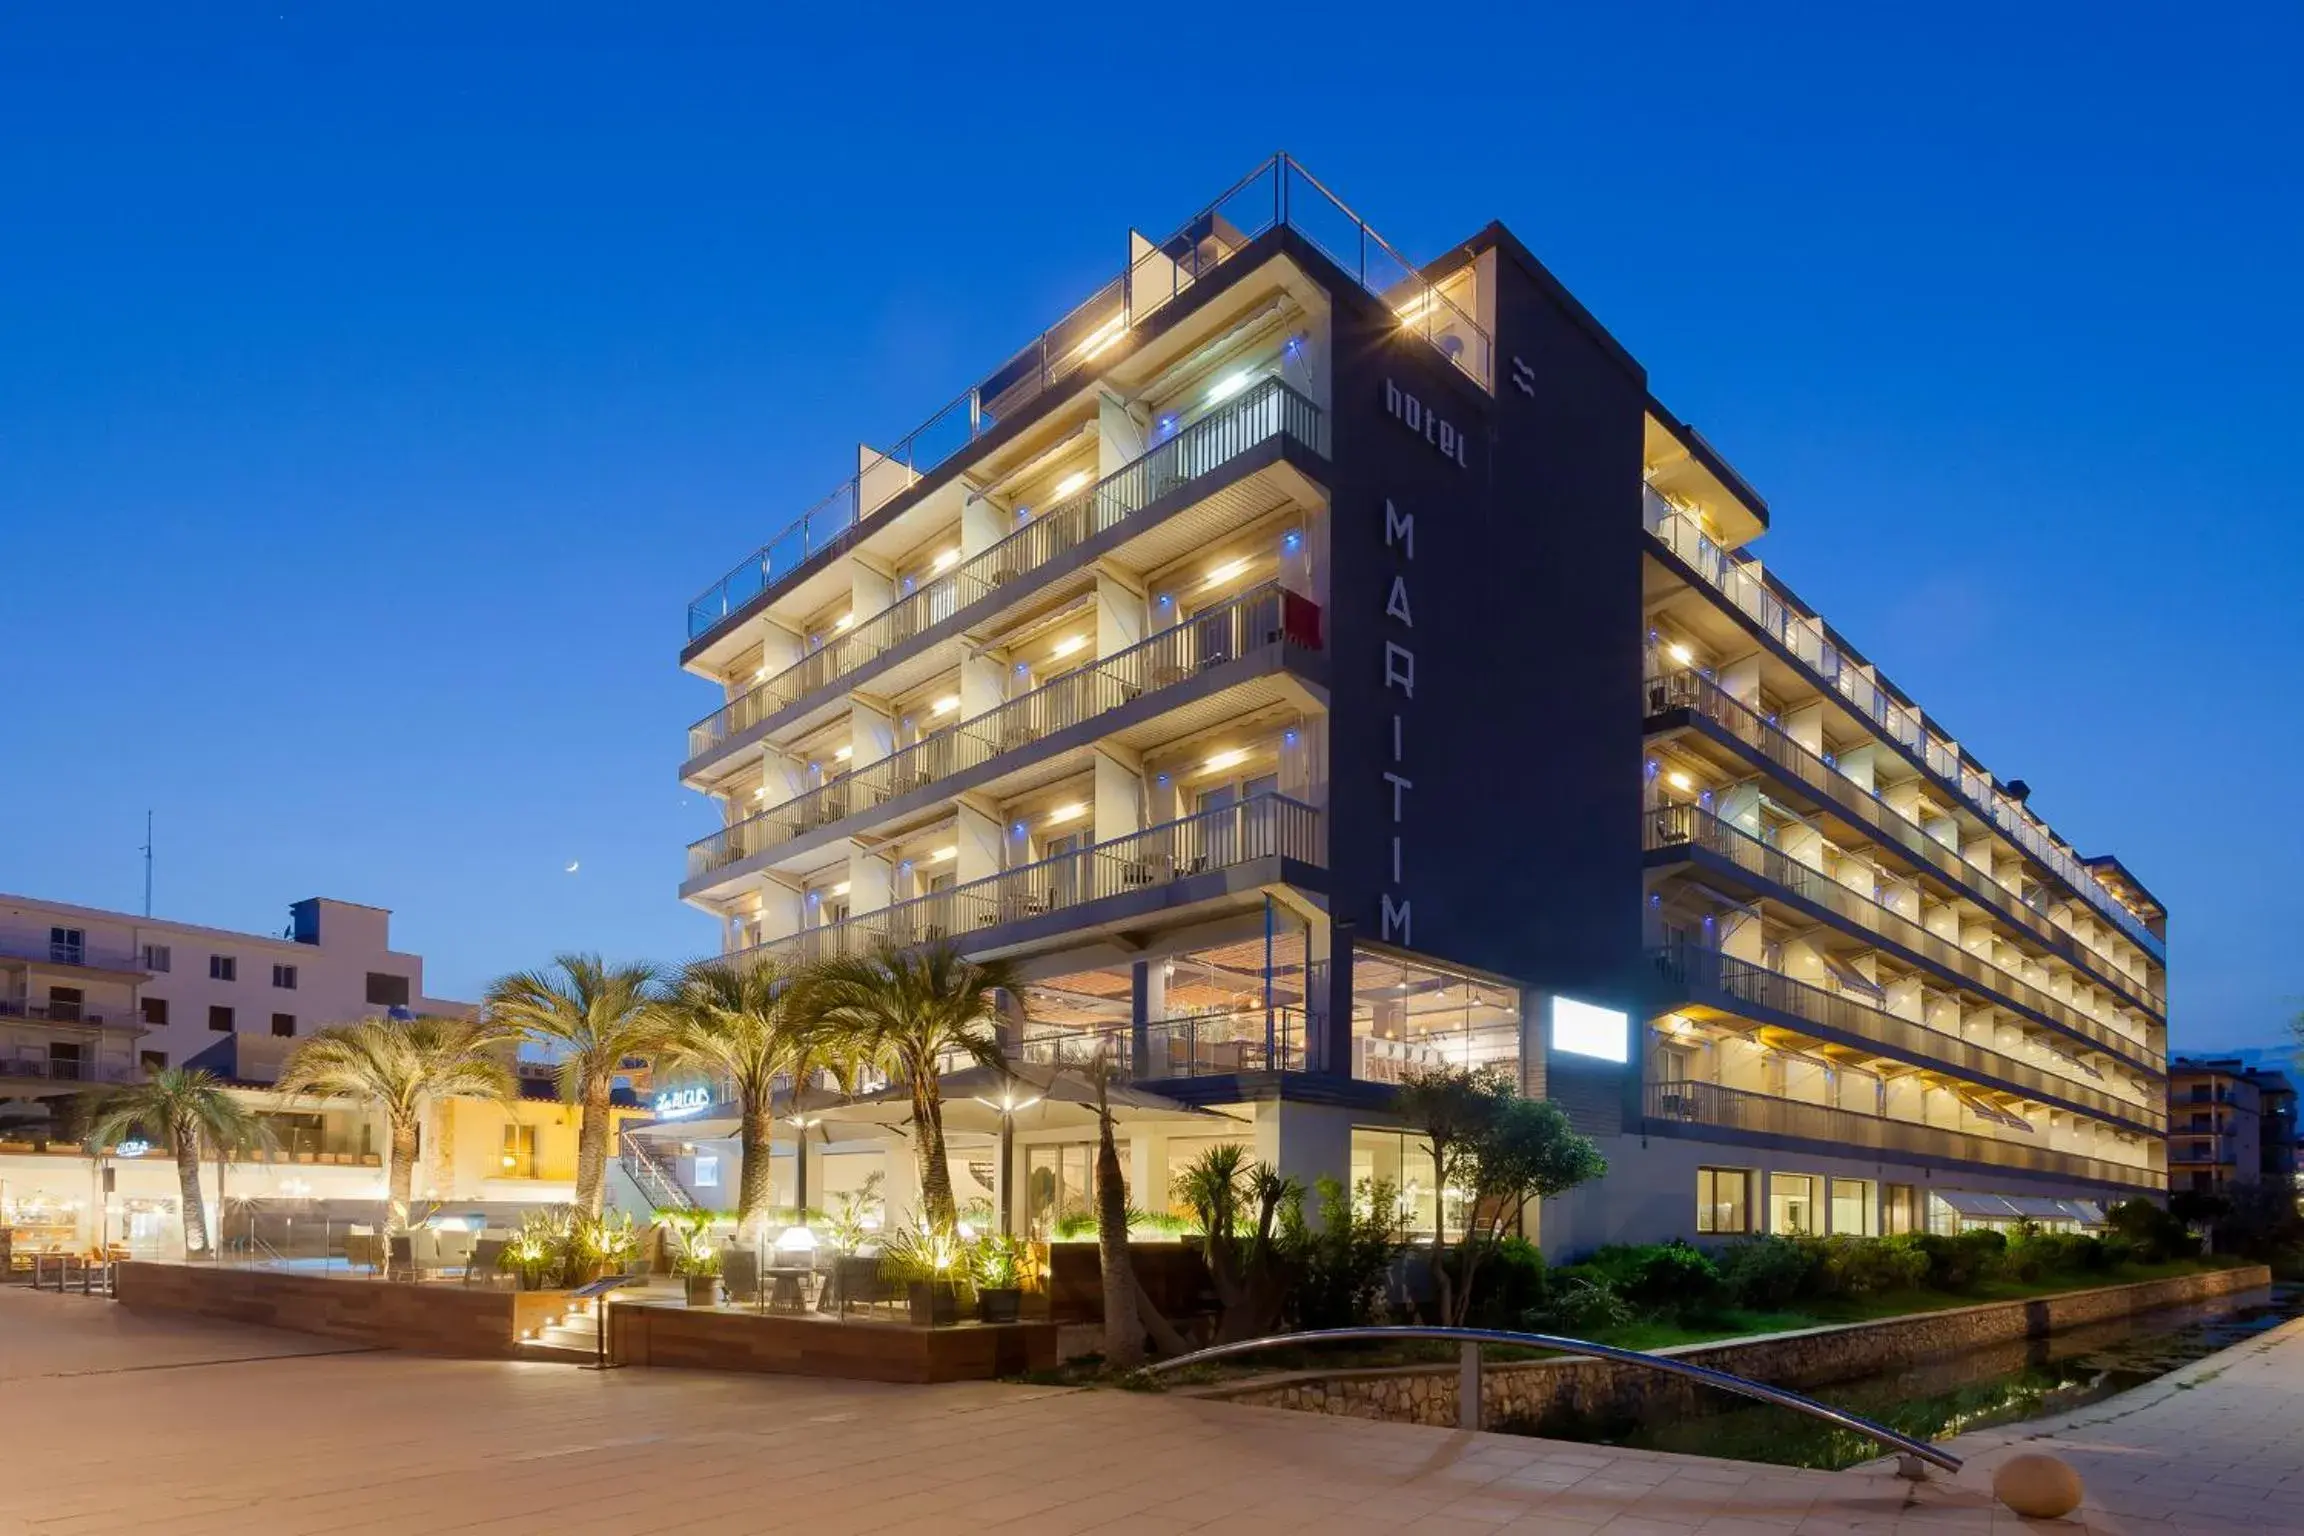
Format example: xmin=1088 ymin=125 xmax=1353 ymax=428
xmin=1142 ymin=1325 xmax=1961 ymax=1473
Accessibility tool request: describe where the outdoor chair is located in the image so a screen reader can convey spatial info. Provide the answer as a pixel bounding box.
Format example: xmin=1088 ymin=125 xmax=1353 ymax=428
xmin=722 ymin=1244 xmax=761 ymax=1306
xmin=344 ymin=1234 xmax=380 ymax=1271
xmin=386 ymin=1234 xmax=414 ymax=1276
xmin=464 ymin=1238 xmax=505 ymax=1285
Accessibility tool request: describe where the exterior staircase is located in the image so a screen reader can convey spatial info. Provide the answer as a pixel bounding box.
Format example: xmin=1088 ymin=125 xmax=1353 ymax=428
xmin=513 ymin=1278 xmax=685 ymax=1365
xmin=618 ymin=1129 xmax=696 ymax=1212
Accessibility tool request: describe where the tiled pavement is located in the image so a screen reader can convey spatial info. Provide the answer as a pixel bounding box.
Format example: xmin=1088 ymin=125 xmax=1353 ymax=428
xmin=1 ymin=1289 xmax=2299 ymax=1534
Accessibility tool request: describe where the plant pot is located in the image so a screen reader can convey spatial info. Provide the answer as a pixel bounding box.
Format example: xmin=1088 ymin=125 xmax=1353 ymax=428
xmin=684 ymin=1273 xmax=720 ymax=1307
xmin=976 ymin=1286 xmax=1022 ymax=1324
xmin=907 ymin=1279 xmax=962 ymax=1327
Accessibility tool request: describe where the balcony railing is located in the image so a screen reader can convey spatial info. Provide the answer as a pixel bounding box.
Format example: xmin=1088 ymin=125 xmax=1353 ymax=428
xmin=0 ymin=1055 xmax=139 ymax=1085
xmin=0 ymin=935 xmax=144 ymax=972
xmin=1645 ymin=804 xmax=2160 ymax=1073
xmin=1651 ymin=945 xmax=2164 ymax=1133
xmin=734 ymin=793 xmax=1321 ymax=966
xmin=688 ymin=376 xmax=1326 ymax=762
xmin=690 ymin=582 xmax=1322 ymax=880
xmin=0 ymin=998 xmax=137 ymax=1028
xmin=1642 ymin=490 xmax=2165 ymax=962
xmin=1646 ymin=669 xmax=2163 ymax=1013
xmin=686 ymin=153 xmax=1487 ymax=645
xmin=1019 ymin=1007 xmax=1317 ymax=1079
xmin=1643 ymin=1079 xmax=2165 ymax=1190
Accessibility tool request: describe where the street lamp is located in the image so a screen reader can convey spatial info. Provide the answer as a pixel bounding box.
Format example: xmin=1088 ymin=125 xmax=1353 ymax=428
xmin=971 ymin=1086 xmax=1041 ymax=1236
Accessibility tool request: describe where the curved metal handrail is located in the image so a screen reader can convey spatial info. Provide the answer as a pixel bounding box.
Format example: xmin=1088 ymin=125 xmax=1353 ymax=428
xmin=1142 ymin=1325 xmax=1961 ymax=1473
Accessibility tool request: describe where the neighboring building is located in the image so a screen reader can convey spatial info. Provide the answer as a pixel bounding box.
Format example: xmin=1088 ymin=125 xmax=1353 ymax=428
xmin=0 ymin=892 xmax=465 ymax=1093
xmin=2167 ymin=1056 xmax=2295 ymax=1195
xmin=669 ymin=155 xmax=2169 ymax=1254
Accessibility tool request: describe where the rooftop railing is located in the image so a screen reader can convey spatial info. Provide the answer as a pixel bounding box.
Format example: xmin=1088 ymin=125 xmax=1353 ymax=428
xmin=1642 ymin=489 xmax=2165 ymax=962
xmin=732 ymin=792 xmax=1320 ymax=967
xmin=1647 ymin=668 xmax=2163 ymax=1013
xmin=685 ymin=154 xmax=1484 ymax=645
xmin=689 ymin=582 xmax=1321 ymax=880
xmin=688 ymin=376 xmax=1325 ymax=761
xmin=1643 ymin=1078 xmax=2164 ymax=1191
xmin=1651 ymin=944 xmax=2164 ymax=1132
xmin=1645 ymin=804 xmax=2160 ymax=1073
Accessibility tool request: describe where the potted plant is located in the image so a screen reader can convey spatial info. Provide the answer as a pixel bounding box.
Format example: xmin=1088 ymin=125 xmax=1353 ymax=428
xmin=665 ymin=1210 xmax=722 ymax=1306
xmin=972 ymin=1231 xmax=1027 ymax=1323
xmin=498 ymin=1206 xmax=574 ymax=1291
xmin=571 ymin=1209 xmax=641 ymax=1284
xmin=879 ymin=1224 xmax=969 ymax=1326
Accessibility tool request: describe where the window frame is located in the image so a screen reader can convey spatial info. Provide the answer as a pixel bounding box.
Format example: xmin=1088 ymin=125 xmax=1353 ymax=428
xmin=142 ymin=943 xmax=171 ymax=972
xmin=208 ymin=1004 xmax=235 ymax=1033
xmin=1695 ymin=1166 xmax=1753 ymax=1235
xmin=270 ymin=1012 xmax=296 ymax=1038
xmin=271 ymin=963 xmax=298 ymax=991
xmin=209 ymin=954 xmax=237 ymax=982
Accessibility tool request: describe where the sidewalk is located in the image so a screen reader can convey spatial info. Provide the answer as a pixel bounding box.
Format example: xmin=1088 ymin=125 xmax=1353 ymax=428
xmin=3 ymin=1287 xmax=2301 ymax=1533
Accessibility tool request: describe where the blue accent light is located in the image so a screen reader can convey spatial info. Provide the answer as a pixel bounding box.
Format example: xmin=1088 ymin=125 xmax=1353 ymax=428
xmin=1015 ymin=505 xmax=1031 ymax=522
xmin=901 ymin=576 xmax=915 ymax=595
xmin=1644 ymin=759 xmax=1659 ymax=778
xmin=1012 ymin=821 xmax=1027 ymax=837
xmin=1156 ymin=413 xmax=1178 ymax=440
xmin=1283 ymin=730 xmax=1298 ymax=746
xmin=1155 ymin=773 xmax=1170 ymax=786
xmin=898 ymin=860 xmax=912 ymax=872
xmin=1156 ymin=593 xmax=1174 ymax=609
xmin=1282 ymin=530 xmax=1302 ymax=551
xmin=1015 ymin=661 xmax=1028 ymax=675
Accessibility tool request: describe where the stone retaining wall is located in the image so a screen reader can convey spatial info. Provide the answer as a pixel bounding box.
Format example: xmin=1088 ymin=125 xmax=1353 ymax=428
xmin=1195 ymin=1264 xmax=2273 ymax=1430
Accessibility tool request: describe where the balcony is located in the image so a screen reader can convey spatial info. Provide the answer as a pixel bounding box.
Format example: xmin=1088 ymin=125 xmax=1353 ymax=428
xmin=1643 ymin=1079 xmax=2164 ymax=1191
xmin=0 ymin=1055 xmax=139 ymax=1086
xmin=685 ymin=153 xmax=1490 ymax=646
xmin=687 ymin=582 xmax=1323 ymax=886
xmin=1651 ymin=945 xmax=2164 ymax=1134
xmin=1645 ymin=804 xmax=2160 ymax=1073
xmin=1643 ymin=490 xmax=2165 ymax=962
xmin=0 ymin=935 xmax=145 ymax=974
xmin=0 ymin=998 xmax=139 ymax=1028
xmin=1646 ymin=669 xmax=2163 ymax=1014
xmin=687 ymin=377 xmax=1326 ymax=771
xmin=1019 ymin=1007 xmax=1317 ymax=1079
xmin=733 ymin=792 xmax=1322 ymax=966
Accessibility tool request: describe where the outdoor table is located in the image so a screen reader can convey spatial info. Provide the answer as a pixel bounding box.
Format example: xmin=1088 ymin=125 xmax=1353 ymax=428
xmin=762 ymin=1265 xmax=813 ymax=1312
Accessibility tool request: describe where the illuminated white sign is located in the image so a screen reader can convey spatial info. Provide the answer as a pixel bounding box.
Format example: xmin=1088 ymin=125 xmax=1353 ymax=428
xmin=114 ymin=1139 xmax=152 ymax=1158
xmin=1551 ymin=997 xmax=1629 ymax=1064
xmin=653 ymin=1086 xmax=712 ymax=1120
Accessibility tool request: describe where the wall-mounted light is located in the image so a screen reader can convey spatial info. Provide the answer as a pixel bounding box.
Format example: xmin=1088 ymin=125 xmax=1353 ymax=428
xmin=929 ymin=845 xmax=956 ymax=863
xmin=1054 ymin=470 xmax=1090 ymax=499
xmin=1282 ymin=529 xmax=1302 ymax=552
xmin=1047 ymin=802 xmax=1086 ymax=824
xmin=1075 ymin=310 xmax=1128 ymax=361
xmin=833 ymin=745 xmax=852 ymax=762
xmin=1666 ymin=642 xmax=1694 ymax=666
xmin=930 ymin=695 xmax=960 ymax=716
xmin=752 ymin=667 xmax=768 ymax=682
xmin=1667 ymin=771 xmax=1694 ymax=791
xmin=933 ymin=548 xmax=960 ymax=572
xmin=1203 ymin=558 xmax=1248 ymax=588
xmin=752 ymin=786 xmax=767 ymax=798
xmin=829 ymin=881 xmax=851 ymax=897
xmin=1050 ymin=634 xmax=1086 ymax=659
xmin=1203 ymin=749 xmax=1247 ymax=773
xmin=833 ymin=612 xmax=854 ymax=631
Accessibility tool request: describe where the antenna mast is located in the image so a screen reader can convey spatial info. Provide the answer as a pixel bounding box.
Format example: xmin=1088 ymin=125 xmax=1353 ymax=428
xmin=141 ymin=810 xmax=153 ymax=917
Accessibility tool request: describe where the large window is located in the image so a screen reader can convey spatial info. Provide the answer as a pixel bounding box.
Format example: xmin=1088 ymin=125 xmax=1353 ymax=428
xmin=1026 ymin=1143 xmax=1115 ymax=1237
xmin=1883 ymin=1183 xmax=1921 ymax=1235
xmin=1829 ymin=1178 xmax=1876 ymax=1236
xmin=1350 ymin=948 xmax=1522 ymax=1087
xmin=208 ymin=1005 xmax=235 ymax=1033
xmin=1696 ymin=1167 xmax=1752 ymax=1235
xmin=365 ymin=972 xmax=411 ymax=1007
xmin=1769 ymin=1173 xmax=1819 ymax=1235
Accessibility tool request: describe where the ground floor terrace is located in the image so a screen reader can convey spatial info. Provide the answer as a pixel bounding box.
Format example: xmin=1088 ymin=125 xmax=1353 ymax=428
xmin=4 ymin=1284 xmax=2297 ymax=1534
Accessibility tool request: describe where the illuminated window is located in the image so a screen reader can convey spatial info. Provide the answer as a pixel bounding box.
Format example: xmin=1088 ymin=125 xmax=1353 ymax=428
xmin=1769 ymin=1173 xmax=1818 ymax=1235
xmin=498 ymin=1124 xmax=537 ymax=1179
xmin=1829 ymin=1178 xmax=1876 ymax=1236
xmin=693 ymin=1152 xmax=720 ymax=1189
xmin=1695 ymin=1167 xmax=1752 ymax=1234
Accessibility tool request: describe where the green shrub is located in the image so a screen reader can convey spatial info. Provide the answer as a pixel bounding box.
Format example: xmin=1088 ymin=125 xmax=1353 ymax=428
xmin=1718 ymin=1236 xmax=1816 ymax=1309
xmin=1465 ymin=1236 xmax=1548 ymax=1328
xmin=1527 ymin=1275 xmax=1634 ymax=1336
xmin=1287 ymin=1177 xmax=1405 ymax=1329
xmin=1584 ymin=1240 xmax=1722 ymax=1315
xmin=2108 ymin=1197 xmax=2203 ymax=1263
xmin=1802 ymin=1234 xmax=1928 ymax=1297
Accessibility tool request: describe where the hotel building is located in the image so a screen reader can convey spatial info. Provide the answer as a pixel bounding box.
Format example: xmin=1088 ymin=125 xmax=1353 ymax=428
xmin=2166 ymin=1057 xmax=2295 ymax=1197
xmin=671 ymin=157 xmax=2169 ymax=1252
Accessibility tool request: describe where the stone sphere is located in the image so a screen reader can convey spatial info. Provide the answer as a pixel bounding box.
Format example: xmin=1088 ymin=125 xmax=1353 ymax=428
xmin=1992 ymin=1452 xmax=2084 ymax=1519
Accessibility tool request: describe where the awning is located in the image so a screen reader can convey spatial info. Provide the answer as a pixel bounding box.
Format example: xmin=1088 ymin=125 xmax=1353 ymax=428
xmin=1933 ymin=1190 xmax=2026 ymax=1219
xmin=2007 ymin=1195 xmax=2083 ymax=1221
xmin=814 ymin=1061 xmax=1243 ymax=1137
xmin=2063 ymin=1200 xmax=2109 ymax=1227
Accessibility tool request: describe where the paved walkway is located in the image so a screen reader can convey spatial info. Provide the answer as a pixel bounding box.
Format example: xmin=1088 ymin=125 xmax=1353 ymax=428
xmin=1 ymin=1289 xmax=2300 ymax=1534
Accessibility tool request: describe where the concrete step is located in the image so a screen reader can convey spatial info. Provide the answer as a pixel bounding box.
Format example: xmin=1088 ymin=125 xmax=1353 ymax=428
xmin=515 ymin=1339 xmax=597 ymax=1365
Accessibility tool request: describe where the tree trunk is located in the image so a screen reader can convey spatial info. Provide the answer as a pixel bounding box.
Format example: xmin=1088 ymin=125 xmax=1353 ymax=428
xmin=736 ymin=1101 xmax=776 ymax=1241
xmin=1094 ymin=1088 xmax=1145 ymax=1368
xmin=1429 ymin=1141 xmax=1454 ymax=1325
xmin=174 ymin=1128 xmax=210 ymax=1257
xmin=386 ymin=1119 xmax=419 ymax=1242
xmin=573 ymin=1077 xmax=612 ymax=1217
xmin=914 ymin=1086 xmax=958 ymax=1233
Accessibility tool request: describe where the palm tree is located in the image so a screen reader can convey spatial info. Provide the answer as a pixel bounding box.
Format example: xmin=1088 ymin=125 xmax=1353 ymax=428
xmin=484 ymin=954 xmax=666 ymax=1216
xmin=798 ymin=941 xmax=1018 ymax=1234
xmin=659 ymin=957 xmax=837 ymax=1240
xmin=82 ymin=1068 xmax=264 ymax=1258
xmin=276 ymin=1015 xmax=515 ymax=1235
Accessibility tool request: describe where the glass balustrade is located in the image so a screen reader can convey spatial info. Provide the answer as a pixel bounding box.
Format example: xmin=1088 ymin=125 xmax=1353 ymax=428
xmin=1642 ymin=489 xmax=2165 ymax=962
xmin=689 ymin=582 xmax=1321 ymax=880
xmin=1646 ymin=668 xmax=2163 ymax=1013
xmin=687 ymin=154 xmax=1487 ymax=644
xmin=687 ymin=376 xmax=1325 ymax=763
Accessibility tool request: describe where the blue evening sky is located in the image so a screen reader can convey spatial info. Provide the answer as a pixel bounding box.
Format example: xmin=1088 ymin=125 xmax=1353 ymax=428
xmin=3 ymin=6 xmax=2298 ymax=1050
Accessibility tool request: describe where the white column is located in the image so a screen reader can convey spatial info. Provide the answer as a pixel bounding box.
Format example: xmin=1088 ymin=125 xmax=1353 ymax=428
xmin=955 ymin=799 xmax=1003 ymax=887
xmin=1098 ymin=390 xmax=1146 ymax=479
xmin=1095 ymin=566 xmax=1148 ymax=658
xmin=1092 ymin=746 xmax=1144 ymax=848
